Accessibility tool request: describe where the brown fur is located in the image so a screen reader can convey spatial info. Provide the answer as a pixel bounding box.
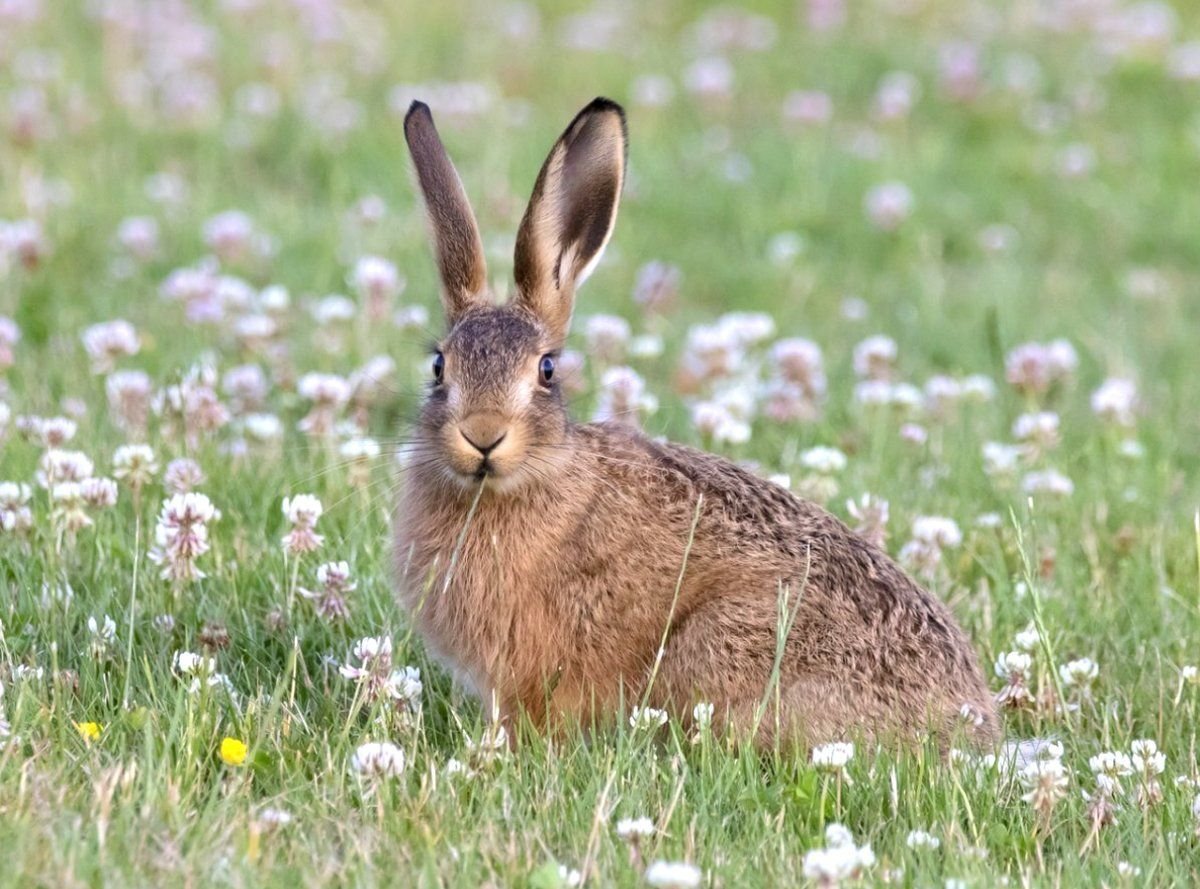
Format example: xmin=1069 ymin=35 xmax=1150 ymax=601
xmin=396 ymin=98 xmax=1000 ymax=750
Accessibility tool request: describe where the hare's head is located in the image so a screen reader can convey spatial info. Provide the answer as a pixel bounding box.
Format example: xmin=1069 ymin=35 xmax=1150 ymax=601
xmin=404 ymin=98 xmax=627 ymax=491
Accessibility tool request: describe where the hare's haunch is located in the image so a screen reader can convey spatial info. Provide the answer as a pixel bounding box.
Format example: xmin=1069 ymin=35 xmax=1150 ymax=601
xmin=395 ymin=98 xmax=999 ymax=749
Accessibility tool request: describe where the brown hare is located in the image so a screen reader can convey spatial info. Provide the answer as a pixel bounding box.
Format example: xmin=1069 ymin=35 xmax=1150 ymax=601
xmin=395 ymin=97 xmax=999 ymax=750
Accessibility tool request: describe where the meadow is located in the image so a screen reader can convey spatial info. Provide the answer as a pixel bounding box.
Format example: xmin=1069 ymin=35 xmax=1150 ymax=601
xmin=2 ymin=0 xmax=1200 ymax=885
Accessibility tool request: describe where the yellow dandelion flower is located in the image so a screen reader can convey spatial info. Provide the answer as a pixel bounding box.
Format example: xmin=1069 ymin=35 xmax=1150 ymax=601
xmin=74 ymin=721 xmax=102 ymax=741
xmin=219 ymin=736 xmax=248 ymax=766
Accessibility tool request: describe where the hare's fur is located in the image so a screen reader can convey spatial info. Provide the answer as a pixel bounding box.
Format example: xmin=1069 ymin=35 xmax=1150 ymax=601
xmin=396 ymin=98 xmax=999 ymax=748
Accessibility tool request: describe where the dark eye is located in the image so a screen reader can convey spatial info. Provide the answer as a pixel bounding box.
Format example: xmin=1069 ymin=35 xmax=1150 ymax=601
xmin=539 ymin=354 xmax=555 ymax=386
xmin=432 ymin=351 xmax=445 ymax=384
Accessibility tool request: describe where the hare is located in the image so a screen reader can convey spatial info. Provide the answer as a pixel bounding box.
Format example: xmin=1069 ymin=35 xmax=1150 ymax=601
xmin=395 ymin=97 xmax=1000 ymax=750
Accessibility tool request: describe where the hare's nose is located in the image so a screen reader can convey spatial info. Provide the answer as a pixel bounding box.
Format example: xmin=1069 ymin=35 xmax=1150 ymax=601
xmin=459 ymin=415 xmax=509 ymax=457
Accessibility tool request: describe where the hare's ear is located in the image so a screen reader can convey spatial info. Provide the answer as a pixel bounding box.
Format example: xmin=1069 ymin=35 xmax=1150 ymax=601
xmin=404 ymin=101 xmax=489 ymax=325
xmin=513 ymin=98 xmax=627 ymax=341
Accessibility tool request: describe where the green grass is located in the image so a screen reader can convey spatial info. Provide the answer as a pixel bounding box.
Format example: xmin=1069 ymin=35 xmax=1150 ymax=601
xmin=2 ymin=0 xmax=1200 ymax=885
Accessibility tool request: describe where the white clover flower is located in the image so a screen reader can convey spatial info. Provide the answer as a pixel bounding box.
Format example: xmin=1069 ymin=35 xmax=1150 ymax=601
xmin=384 ymin=666 xmax=424 ymax=711
xmin=910 ymin=516 xmax=962 ymax=548
xmin=351 ymin=741 xmax=406 ymax=778
xmin=802 ymin=825 xmax=876 ymax=884
xmin=852 ymin=335 xmax=898 ymax=380
xmin=36 ymin=449 xmax=94 ymax=488
xmin=982 ymin=441 xmax=1025 ymax=478
xmin=150 ymin=492 xmax=219 ymax=582
xmin=1019 ymin=757 xmax=1069 ymax=815
xmin=615 ymin=816 xmax=656 ymax=841
xmin=339 ymin=437 xmax=381 ymax=460
xmin=81 ymin=319 xmax=139 ymax=373
xmin=994 ymin=650 xmax=1033 ymax=680
xmin=443 ymin=758 xmax=474 ymax=780
xmin=1012 ymin=411 xmax=1060 ymax=447
xmin=1091 ymin=378 xmax=1138 ymax=427
xmin=905 ymin=830 xmax=941 ymax=850
xmin=1117 ymin=862 xmax=1141 ymax=878
xmin=864 ymin=182 xmax=913 ymax=231
xmin=464 ymin=722 xmax=509 ymax=762
xmin=281 ymin=493 xmax=324 ymax=554
xmin=1022 ymin=469 xmax=1075 ymax=497
xmin=173 ymin=650 xmax=216 ymax=678
xmin=1059 ymin=657 xmax=1099 ymax=688
xmin=583 ymin=313 xmax=632 ymax=364
xmin=255 ymin=807 xmax=293 ymax=829
xmin=243 ymin=413 xmax=283 ymax=442
xmin=1182 ymin=665 xmax=1199 ymax=684
xmin=800 ymin=446 xmax=847 ymax=474
xmin=1131 ymin=739 xmax=1165 ymax=776
xmin=593 ymin=367 xmax=658 ymax=426
xmin=80 ymin=477 xmax=118 ymax=509
xmin=350 ymin=255 xmax=403 ymax=302
xmin=112 ymin=444 xmax=159 ymax=489
xmin=644 ymin=860 xmax=702 ymax=889
xmin=690 ymin=401 xmax=750 ymax=445
xmin=164 ymin=458 xmax=205 ymax=494
xmin=824 ymin=823 xmax=854 ymax=848
xmin=692 ymin=701 xmax=714 ymax=729
xmin=812 ymin=741 xmax=854 ymax=773
xmin=629 ymin=706 xmax=669 ymax=731
xmin=1014 ymin=623 xmax=1040 ymax=651
xmin=88 ymin=614 xmax=117 ymax=643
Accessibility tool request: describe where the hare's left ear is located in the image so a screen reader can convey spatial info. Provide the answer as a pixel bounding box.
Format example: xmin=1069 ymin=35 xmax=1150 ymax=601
xmin=513 ymin=98 xmax=627 ymax=342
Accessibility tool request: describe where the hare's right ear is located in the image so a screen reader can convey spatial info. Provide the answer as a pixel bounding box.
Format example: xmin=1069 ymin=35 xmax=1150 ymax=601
xmin=513 ymin=98 xmax=627 ymax=343
xmin=404 ymin=101 xmax=488 ymax=325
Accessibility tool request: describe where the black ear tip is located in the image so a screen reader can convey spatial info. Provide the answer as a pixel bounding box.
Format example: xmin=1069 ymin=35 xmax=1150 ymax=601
xmin=404 ymin=100 xmax=432 ymax=128
xmin=585 ymin=96 xmax=625 ymax=120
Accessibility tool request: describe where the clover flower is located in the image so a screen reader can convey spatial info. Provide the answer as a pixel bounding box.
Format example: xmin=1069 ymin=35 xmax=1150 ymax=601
xmin=1131 ymin=739 xmax=1165 ymax=807
xmin=300 ymin=561 xmax=356 ymax=622
xmin=644 ymin=861 xmax=702 ymax=889
xmin=629 ymin=706 xmax=669 ymax=732
xmin=802 ymin=823 xmax=875 ymax=887
xmin=593 ymin=367 xmax=658 ymax=427
xmin=281 ymin=493 xmax=324 ymax=555
xmin=37 ymin=449 xmax=94 ymax=488
xmin=80 ymin=477 xmax=118 ymax=509
xmin=112 ymin=444 xmax=159 ymax=494
xmin=1059 ymin=658 xmax=1099 ymax=695
xmin=150 ymin=493 xmax=219 ymax=582
xmin=583 ymin=314 xmax=631 ymax=365
xmin=154 ymin=364 xmax=230 ymax=446
xmin=51 ymin=482 xmax=92 ymax=533
xmin=81 ymin=320 xmax=139 ymax=374
xmin=1019 ymin=756 xmax=1069 ymax=819
xmin=864 ymin=182 xmax=913 ymax=231
xmin=351 ymin=741 xmax=406 ymax=779
xmin=339 ymin=437 xmax=380 ymax=488
xmin=0 ymin=482 xmax=33 ymax=533
xmin=164 ymin=458 xmax=205 ymax=494
xmin=350 ymin=255 xmax=404 ymax=321
xmin=1091 ymin=378 xmax=1138 ymax=427
xmin=812 ymin=741 xmax=855 ymax=776
xmin=297 ymin=372 xmax=350 ymax=437
xmin=905 ymin=830 xmax=940 ymax=850
xmin=87 ymin=614 xmax=117 ymax=659
xmin=105 ymin=371 xmax=153 ymax=434
xmin=616 ymin=816 xmax=656 ymax=841
xmin=1005 ymin=340 xmax=1078 ymax=397
xmin=994 ymin=650 xmax=1035 ymax=709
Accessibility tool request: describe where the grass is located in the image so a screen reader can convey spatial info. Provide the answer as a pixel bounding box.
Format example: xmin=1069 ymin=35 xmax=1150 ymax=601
xmin=3 ymin=0 xmax=1200 ymax=885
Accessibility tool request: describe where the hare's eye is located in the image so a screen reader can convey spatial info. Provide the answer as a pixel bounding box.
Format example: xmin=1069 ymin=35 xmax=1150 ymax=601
xmin=432 ymin=352 xmax=445 ymax=384
xmin=538 ymin=354 xmax=555 ymax=386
